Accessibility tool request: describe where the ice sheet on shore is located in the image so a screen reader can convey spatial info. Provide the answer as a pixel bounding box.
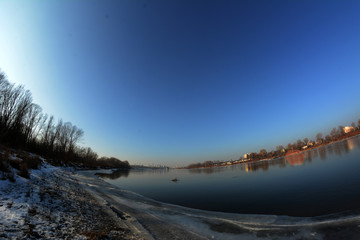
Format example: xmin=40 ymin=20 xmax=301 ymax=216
xmin=77 ymin=171 xmax=360 ymax=240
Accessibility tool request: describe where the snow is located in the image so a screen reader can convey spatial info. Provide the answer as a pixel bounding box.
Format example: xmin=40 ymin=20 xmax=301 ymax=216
xmin=0 ymin=155 xmax=138 ymax=239
xmin=8 ymin=155 xmax=22 ymax=161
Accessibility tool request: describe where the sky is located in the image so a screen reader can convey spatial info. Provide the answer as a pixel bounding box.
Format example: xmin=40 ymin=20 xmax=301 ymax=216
xmin=0 ymin=0 xmax=360 ymax=166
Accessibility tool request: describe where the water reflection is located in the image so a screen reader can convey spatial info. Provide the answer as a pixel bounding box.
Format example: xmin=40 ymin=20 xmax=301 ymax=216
xmin=130 ymin=168 xmax=170 ymax=175
xmin=95 ymin=169 xmax=130 ymax=179
xmin=97 ymin=136 xmax=360 ymax=217
xmin=188 ymin=167 xmax=225 ymax=174
xmin=285 ymin=150 xmax=305 ymax=166
xmin=187 ymin=136 xmax=360 ymax=174
xmin=349 ymin=136 xmax=360 ymax=149
xmin=96 ymin=167 xmax=171 ymax=180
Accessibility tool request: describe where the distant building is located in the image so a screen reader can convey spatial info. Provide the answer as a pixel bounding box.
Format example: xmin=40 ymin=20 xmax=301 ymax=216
xmin=244 ymin=153 xmax=250 ymax=159
xmin=344 ymin=126 xmax=355 ymax=134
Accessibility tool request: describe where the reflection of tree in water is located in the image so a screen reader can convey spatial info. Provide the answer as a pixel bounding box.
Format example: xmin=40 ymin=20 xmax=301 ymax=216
xmin=261 ymin=161 xmax=269 ymax=171
xmin=95 ymin=169 xmax=130 ymax=180
xmin=188 ymin=167 xmax=224 ymax=174
xmin=327 ymin=144 xmax=333 ymax=155
xmin=285 ymin=150 xmax=305 ymax=166
xmin=318 ymin=147 xmax=327 ymax=160
xmin=352 ymin=137 xmax=360 ymax=148
xmin=135 ymin=168 xmax=170 ymax=176
xmin=188 ymin=158 xmax=289 ymax=174
xmin=309 ymin=137 xmax=360 ymax=160
xmin=277 ymin=158 xmax=287 ymax=168
xmin=303 ymin=151 xmax=313 ymax=163
xmin=187 ymin=137 xmax=360 ymax=174
xmin=334 ymin=143 xmax=342 ymax=156
xmin=245 ymin=161 xmax=270 ymax=172
xmin=343 ymin=141 xmax=350 ymax=154
xmin=331 ymin=139 xmax=360 ymax=156
xmin=313 ymin=149 xmax=318 ymax=159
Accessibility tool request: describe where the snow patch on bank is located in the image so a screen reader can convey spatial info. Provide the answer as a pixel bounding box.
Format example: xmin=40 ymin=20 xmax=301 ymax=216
xmin=0 ymin=158 xmax=138 ymax=239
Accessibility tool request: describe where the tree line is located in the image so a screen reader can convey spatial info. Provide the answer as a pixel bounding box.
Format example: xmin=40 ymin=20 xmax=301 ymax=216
xmin=0 ymin=70 xmax=129 ymax=169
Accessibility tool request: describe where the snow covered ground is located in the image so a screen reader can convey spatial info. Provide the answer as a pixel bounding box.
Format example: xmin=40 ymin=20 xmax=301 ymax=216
xmin=0 ymin=160 xmax=139 ymax=239
xmin=2 ymin=153 xmax=360 ymax=240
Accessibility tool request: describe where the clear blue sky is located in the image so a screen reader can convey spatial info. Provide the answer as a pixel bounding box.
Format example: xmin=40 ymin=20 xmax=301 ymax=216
xmin=1 ymin=0 xmax=359 ymax=166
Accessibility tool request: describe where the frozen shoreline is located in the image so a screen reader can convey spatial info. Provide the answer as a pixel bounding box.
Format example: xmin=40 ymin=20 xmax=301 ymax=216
xmin=76 ymin=170 xmax=360 ymax=240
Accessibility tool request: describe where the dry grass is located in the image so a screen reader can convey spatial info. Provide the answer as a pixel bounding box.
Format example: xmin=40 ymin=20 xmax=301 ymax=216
xmin=0 ymin=146 xmax=43 ymax=181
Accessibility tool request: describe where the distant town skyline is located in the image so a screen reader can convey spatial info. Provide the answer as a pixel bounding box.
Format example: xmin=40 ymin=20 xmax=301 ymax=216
xmin=1 ymin=0 xmax=360 ymax=166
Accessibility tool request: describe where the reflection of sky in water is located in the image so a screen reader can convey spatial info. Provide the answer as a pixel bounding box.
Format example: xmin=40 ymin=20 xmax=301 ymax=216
xmin=99 ymin=136 xmax=360 ymax=217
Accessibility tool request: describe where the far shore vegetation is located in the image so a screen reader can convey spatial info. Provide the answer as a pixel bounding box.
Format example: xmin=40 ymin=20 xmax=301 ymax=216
xmin=183 ymin=121 xmax=360 ymax=169
xmin=0 ymin=70 xmax=129 ymax=182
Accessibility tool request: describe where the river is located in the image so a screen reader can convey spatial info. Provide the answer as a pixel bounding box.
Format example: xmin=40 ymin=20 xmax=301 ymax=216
xmin=96 ymin=136 xmax=360 ymax=217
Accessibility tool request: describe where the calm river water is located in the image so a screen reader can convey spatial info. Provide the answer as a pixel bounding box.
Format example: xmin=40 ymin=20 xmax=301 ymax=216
xmin=97 ymin=136 xmax=360 ymax=217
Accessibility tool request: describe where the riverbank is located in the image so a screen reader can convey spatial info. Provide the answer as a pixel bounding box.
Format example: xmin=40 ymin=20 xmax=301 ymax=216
xmin=0 ymin=163 xmax=140 ymax=239
xmin=2 ymin=162 xmax=360 ymax=239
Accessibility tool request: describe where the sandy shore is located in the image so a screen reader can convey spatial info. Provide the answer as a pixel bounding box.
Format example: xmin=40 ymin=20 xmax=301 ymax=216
xmin=2 ymin=164 xmax=360 ymax=239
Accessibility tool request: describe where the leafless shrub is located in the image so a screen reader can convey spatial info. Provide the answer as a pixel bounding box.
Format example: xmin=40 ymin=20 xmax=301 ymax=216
xmin=18 ymin=162 xmax=30 ymax=179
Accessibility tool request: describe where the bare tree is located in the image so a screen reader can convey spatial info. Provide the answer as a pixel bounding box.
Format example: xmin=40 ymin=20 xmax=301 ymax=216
xmin=68 ymin=125 xmax=84 ymax=154
xmin=330 ymin=128 xmax=337 ymax=138
xmin=85 ymin=147 xmax=98 ymax=161
xmin=42 ymin=115 xmax=54 ymax=146
xmin=0 ymin=78 xmax=33 ymax=144
xmin=338 ymin=126 xmax=344 ymax=136
xmin=32 ymin=113 xmax=47 ymax=142
xmin=0 ymin=70 xmax=113 ymax=169
xmin=23 ymin=104 xmax=43 ymax=144
xmin=296 ymin=139 xmax=304 ymax=148
xmin=9 ymin=86 xmax=33 ymax=131
xmin=49 ymin=119 xmax=63 ymax=152
xmin=276 ymin=145 xmax=284 ymax=151
xmin=287 ymin=143 xmax=293 ymax=150
xmin=259 ymin=149 xmax=267 ymax=157
xmin=57 ymin=121 xmax=71 ymax=153
xmin=316 ymin=133 xmax=323 ymax=143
